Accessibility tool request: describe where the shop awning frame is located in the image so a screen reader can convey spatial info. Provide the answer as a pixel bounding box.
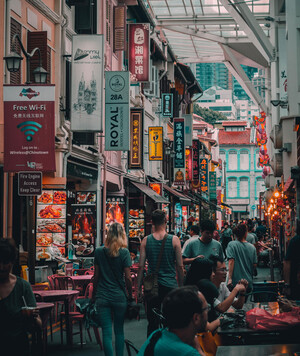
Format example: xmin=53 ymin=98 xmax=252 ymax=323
xmin=130 ymin=181 xmax=169 ymax=204
xmin=221 ymin=202 xmax=233 ymax=210
xmin=193 ymin=192 xmax=221 ymax=212
xmin=163 ymin=184 xmax=191 ymax=206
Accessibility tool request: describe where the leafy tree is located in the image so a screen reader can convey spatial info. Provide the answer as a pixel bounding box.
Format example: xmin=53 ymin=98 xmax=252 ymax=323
xmin=193 ymin=104 xmax=227 ymax=125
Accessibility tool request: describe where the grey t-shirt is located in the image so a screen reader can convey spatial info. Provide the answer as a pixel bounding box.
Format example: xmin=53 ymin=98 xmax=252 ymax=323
xmin=226 ymin=240 xmax=257 ymax=289
xmin=94 ymin=246 xmax=131 ymax=302
xmin=182 ymin=238 xmax=224 ymax=261
xmin=246 ymin=233 xmax=256 ymax=245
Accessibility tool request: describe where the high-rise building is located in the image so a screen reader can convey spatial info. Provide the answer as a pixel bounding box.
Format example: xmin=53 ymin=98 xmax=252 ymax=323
xmin=193 ymin=63 xmax=257 ymax=100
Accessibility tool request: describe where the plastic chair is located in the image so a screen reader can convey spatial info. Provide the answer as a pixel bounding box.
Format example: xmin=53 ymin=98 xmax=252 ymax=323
xmin=152 ymin=308 xmax=166 ymax=329
xmin=125 ymin=339 xmax=139 ymax=356
xmin=72 ymin=269 xmax=88 ymax=276
xmin=84 ymin=270 xmax=94 ymax=275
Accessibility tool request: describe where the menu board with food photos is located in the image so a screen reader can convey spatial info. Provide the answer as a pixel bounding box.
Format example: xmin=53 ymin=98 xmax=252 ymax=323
xmin=129 ymin=208 xmax=145 ymax=239
xmin=106 ymin=197 xmax=125 ymax=231
xmin=71 ymin=204 xmax=96 ymax=258
xmin=36 ymin=190 xmax=67 ymax=261
xmin=76 ymin=192 xmax=96 ymax=205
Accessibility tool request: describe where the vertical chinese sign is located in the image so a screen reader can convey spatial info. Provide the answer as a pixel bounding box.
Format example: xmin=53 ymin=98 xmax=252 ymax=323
xmin=191 ymin=139 xmax=200 ymax=189
xmin=173 ymin=118 xmax=185 ymax=186
xmin=105 ymin=71 xmax=130 ymax=151
xmin=4 ymin=85 xmax=55 ymax=172
xmin=149 ymin=127 xmax=163 ymax=161
xmin=209 ymin=171 xmax=217 ymax=200
xmin=162 ymin=93 xmax=173 ymax=117
xmin=129 ymin=109 xmax=143 ymax=169
xmin=128 ymin=23 xmax=150 ymax=82
xmin=71 ymin=35 xmax=104 ymax=131
xmin=200 ymin=158 xmax=209 ymax=193
xmin=185 ymin=147 xmax=193 ymax=182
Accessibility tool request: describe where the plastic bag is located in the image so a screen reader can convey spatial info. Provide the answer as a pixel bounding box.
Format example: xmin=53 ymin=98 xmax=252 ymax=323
xmin=246 ymin=307 xmax=300 ymax=331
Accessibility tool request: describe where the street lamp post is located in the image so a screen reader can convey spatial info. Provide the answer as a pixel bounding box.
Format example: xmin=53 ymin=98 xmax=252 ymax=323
xmin=3 ymin=34 xmax=48 ymax=284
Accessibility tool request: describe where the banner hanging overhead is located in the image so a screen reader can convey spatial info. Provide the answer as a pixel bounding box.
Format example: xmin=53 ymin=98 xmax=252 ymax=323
xmin=192 ymin=139 xmax=200 ymax=189
xmin=105 ymin=71 xmax=130 ymax=151
xmin=162 ymin=93 xmax=173 ymax=117
xmin=174 ymin=118 xmax=185 ymax=168
xmin=128 ymin=23 xmax=150 ymax=82
xmin=71 ymin=35 xmax=104 ymax=131
xmin=129 ymin=108 xmax=143 ymax=169
xmin=4 ymin=85 xmax=55 ymax=172
xmin=200 ymin=157 xmax=209 ymax=193
xmin=185 ymin=147 xmax=193 ymax=182
xmin=149 ymin=126 xmax=163 ymax=161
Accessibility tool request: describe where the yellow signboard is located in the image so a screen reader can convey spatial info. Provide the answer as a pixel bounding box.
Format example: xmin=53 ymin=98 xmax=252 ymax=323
xmin=149 ymin=127 xmax=163 ymax=161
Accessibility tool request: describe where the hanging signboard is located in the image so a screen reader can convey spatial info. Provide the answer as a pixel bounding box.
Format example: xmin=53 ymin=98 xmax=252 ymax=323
xmin=200 ymin=157 xmax=209 ymax=193
xmin=174 ymin=168 xmax=185 ymax=186
xmin=209 ymin=171 xmax=217 ymax=200
xmin=192 ymin=139 xmax=200 ymax=189
xmin=162 ymin=93 xmax=173 ymax=117
xmin=149 ymin=126 xmax=163 ymax=161
xmin=185 ymin=147 xmax=193 ymax=182
xmin=71 ymin=204 xmax=96 ymax=257
xmin=105 ymin=71 xmax=130 ymax=151
xmin=18 ymin=171 xmax=42 ymax=196
xmin=128 ymin=108 xmax=143 ymax=169
xmin=106 ymin=196 xmax=125 ymax=230
xmin=149 ymin=182 xmax=162 ymax=196
xmin=71 ymin=34 xmax=104 ymax=131
xmin=4 ymin=85 xmax=55 ymax=172
xmin=174 ymin=118 xmax=185 ymax=168
xmin=183 ymin=114 xmax=193 ymax=147
xmin=36 ymin=189 xmax=67 ymax=261
xmin=128 ymin=23 xmax=150 ymax=82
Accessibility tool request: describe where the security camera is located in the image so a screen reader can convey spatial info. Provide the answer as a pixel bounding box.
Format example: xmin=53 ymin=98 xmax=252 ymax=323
xmin=291 ymin=166 xmax=300 ymax=180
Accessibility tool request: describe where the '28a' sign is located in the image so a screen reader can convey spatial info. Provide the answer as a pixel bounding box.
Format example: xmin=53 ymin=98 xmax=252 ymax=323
xmin=105 ymin=71 xmax=130 ymax=151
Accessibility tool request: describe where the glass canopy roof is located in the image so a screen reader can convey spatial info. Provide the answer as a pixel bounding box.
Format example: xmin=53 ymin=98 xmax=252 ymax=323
xmin=146 ymin=0 xmax=271 ymax=62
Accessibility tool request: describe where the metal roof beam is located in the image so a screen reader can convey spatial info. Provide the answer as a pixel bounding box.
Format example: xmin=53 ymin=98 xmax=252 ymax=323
xmin=180 ymin=56 xmax=225 ymax=63
xmin=221 ymin=44 xmax=268 ymax=113
xmin=219 ymin=0 xmax=275 ymax=61
xmin=162 ymin=25 xmax=227 ymax=43
xmin=157 ymin=15 xmax=269 ymax=26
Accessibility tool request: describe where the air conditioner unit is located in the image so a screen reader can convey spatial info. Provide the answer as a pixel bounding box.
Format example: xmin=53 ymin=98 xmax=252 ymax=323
xmin=269 ymin=124 xmax=283 ymax=149
xmin=270 ymin=152 xmax=283 ymax=177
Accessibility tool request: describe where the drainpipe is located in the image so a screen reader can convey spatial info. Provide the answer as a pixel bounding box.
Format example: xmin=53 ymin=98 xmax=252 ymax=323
xmin=96 ymin=153 xmax=102 ymax=247
xmin=100 ymin=136 xmax=107 ymax=246
xmin=158 ymin=43 xmax=168 ymax=80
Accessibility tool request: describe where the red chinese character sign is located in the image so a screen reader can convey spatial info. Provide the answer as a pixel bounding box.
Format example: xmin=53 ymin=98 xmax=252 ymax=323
xmin=253 ymin=111 xmax=270 ymax=178
xmin=200 ymin=158 xmax=209 ymax=193
xmin=185 ymin=147 xmax=193 ymax=182
xmin=128 ymin=23 xmax=150 ymax=82
xmin=4 ymin=85 xmax=55 ymax=172
xmin=173 ymin=118 xmax=185 ymax=186
xmin=129 ymin=108 xmax=143 ymax=169
xmin=191 ymin=139 xmax=200 ymax=189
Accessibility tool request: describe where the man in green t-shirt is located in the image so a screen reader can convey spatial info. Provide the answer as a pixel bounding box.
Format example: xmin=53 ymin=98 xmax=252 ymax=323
xmin=182 ymin=220 xmax=224 ymax=265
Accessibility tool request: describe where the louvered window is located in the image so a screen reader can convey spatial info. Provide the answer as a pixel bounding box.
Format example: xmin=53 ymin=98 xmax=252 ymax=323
xmin=27 ymin=31 xmax=50 ymax=83
xmin=10 ymin=18 xmax=22 ymax=84
xmin=113 ymin=5 xmax=126 ymax=52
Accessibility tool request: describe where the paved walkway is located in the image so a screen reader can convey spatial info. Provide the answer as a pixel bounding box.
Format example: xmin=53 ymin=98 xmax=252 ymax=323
xmin=45 ymin=265 xmax=282 ymax=355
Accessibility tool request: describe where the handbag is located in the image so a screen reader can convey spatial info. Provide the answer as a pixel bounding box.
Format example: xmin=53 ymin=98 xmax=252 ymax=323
xmin=143 ymin=234 xmax=168 ymax=299
xmin=104 ymin=248 xmax=140 ymax=321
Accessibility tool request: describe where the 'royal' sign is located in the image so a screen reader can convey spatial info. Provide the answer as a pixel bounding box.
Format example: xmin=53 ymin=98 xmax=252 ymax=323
xmin=105 ymin=71 xmax=130 ymax=151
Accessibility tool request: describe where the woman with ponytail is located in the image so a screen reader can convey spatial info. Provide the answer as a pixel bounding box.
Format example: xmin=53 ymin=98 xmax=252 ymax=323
xmin=93 ymin=223 xmax=133 ymax=356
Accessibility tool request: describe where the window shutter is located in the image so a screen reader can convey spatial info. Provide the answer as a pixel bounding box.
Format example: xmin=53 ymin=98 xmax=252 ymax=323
xmin=10 ymin=18 xmax=22 ymax=85
xmin=27 ymin=31 xmax=49 ymax=83
xmin=113 ymin=5 xmax=126 ymax=52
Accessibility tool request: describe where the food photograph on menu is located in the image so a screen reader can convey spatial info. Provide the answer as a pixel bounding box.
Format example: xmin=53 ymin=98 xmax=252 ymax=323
xmin=71 ymin=204 xmax=96 ymax=257
xmin=36 ymin=190 xmax=67 ymax=261
xmin=76 ymin=192 xmax=96 ymax=204
xmin=106 ymin=197 xmax=125 ymax=230
xmin=128 ymin=208 xmax=145 ymax=239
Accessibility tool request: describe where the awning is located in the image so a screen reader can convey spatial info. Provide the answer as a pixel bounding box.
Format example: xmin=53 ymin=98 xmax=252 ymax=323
xmin=163 ymin=184 xmax=191 ymax=206
xmin=284 ymin=177 xmax=294 ymax=192
xmin=130 ymin=181 xmax=169 ymax=204
xmin=221 ymin=202 xmax=233 ymax=210
xmin=193 ymin=192 xmax=221 ymax=211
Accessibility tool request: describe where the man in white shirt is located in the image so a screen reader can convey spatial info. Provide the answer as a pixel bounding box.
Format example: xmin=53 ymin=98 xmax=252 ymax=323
xmin=210 ymin=256 xmax=248 ymax=313
xmin=182 ymin=225 xmax=200 ymax=254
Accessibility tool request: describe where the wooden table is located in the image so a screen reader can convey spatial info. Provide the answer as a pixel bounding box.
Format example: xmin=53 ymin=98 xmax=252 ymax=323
xmin=34 ymin=290 xmax=79 ymax=346
xmin=216 ymin=343 xmax=300 ymax=356
xmin=70 ymin=275 xmax=93 ymax=282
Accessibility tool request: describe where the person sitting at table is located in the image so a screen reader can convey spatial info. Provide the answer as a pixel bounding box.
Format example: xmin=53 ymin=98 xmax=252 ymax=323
xmin=0 ymin=238 xmax=42 ymax=356
xmin=210 ymin=256 xmax=247 ymax=313
xmin=226 ymin=223 xmax=257 ymax=293
xmin=93 ymin=223 xmax=133 ymax=356
xmin=138 ymin=286 xmax=208 ymax=355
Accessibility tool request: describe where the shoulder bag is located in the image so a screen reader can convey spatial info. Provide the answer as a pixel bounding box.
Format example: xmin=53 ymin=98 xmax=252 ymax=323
xmin=143 ymin=234 xmax=168 ymax=300
xmin=103 ymin=248 xmax=140 ymax=320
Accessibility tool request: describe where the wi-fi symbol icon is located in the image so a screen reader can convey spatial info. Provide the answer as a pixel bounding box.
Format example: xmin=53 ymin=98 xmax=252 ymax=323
xmin=17 ymin=121 xmax=43 ymax=142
